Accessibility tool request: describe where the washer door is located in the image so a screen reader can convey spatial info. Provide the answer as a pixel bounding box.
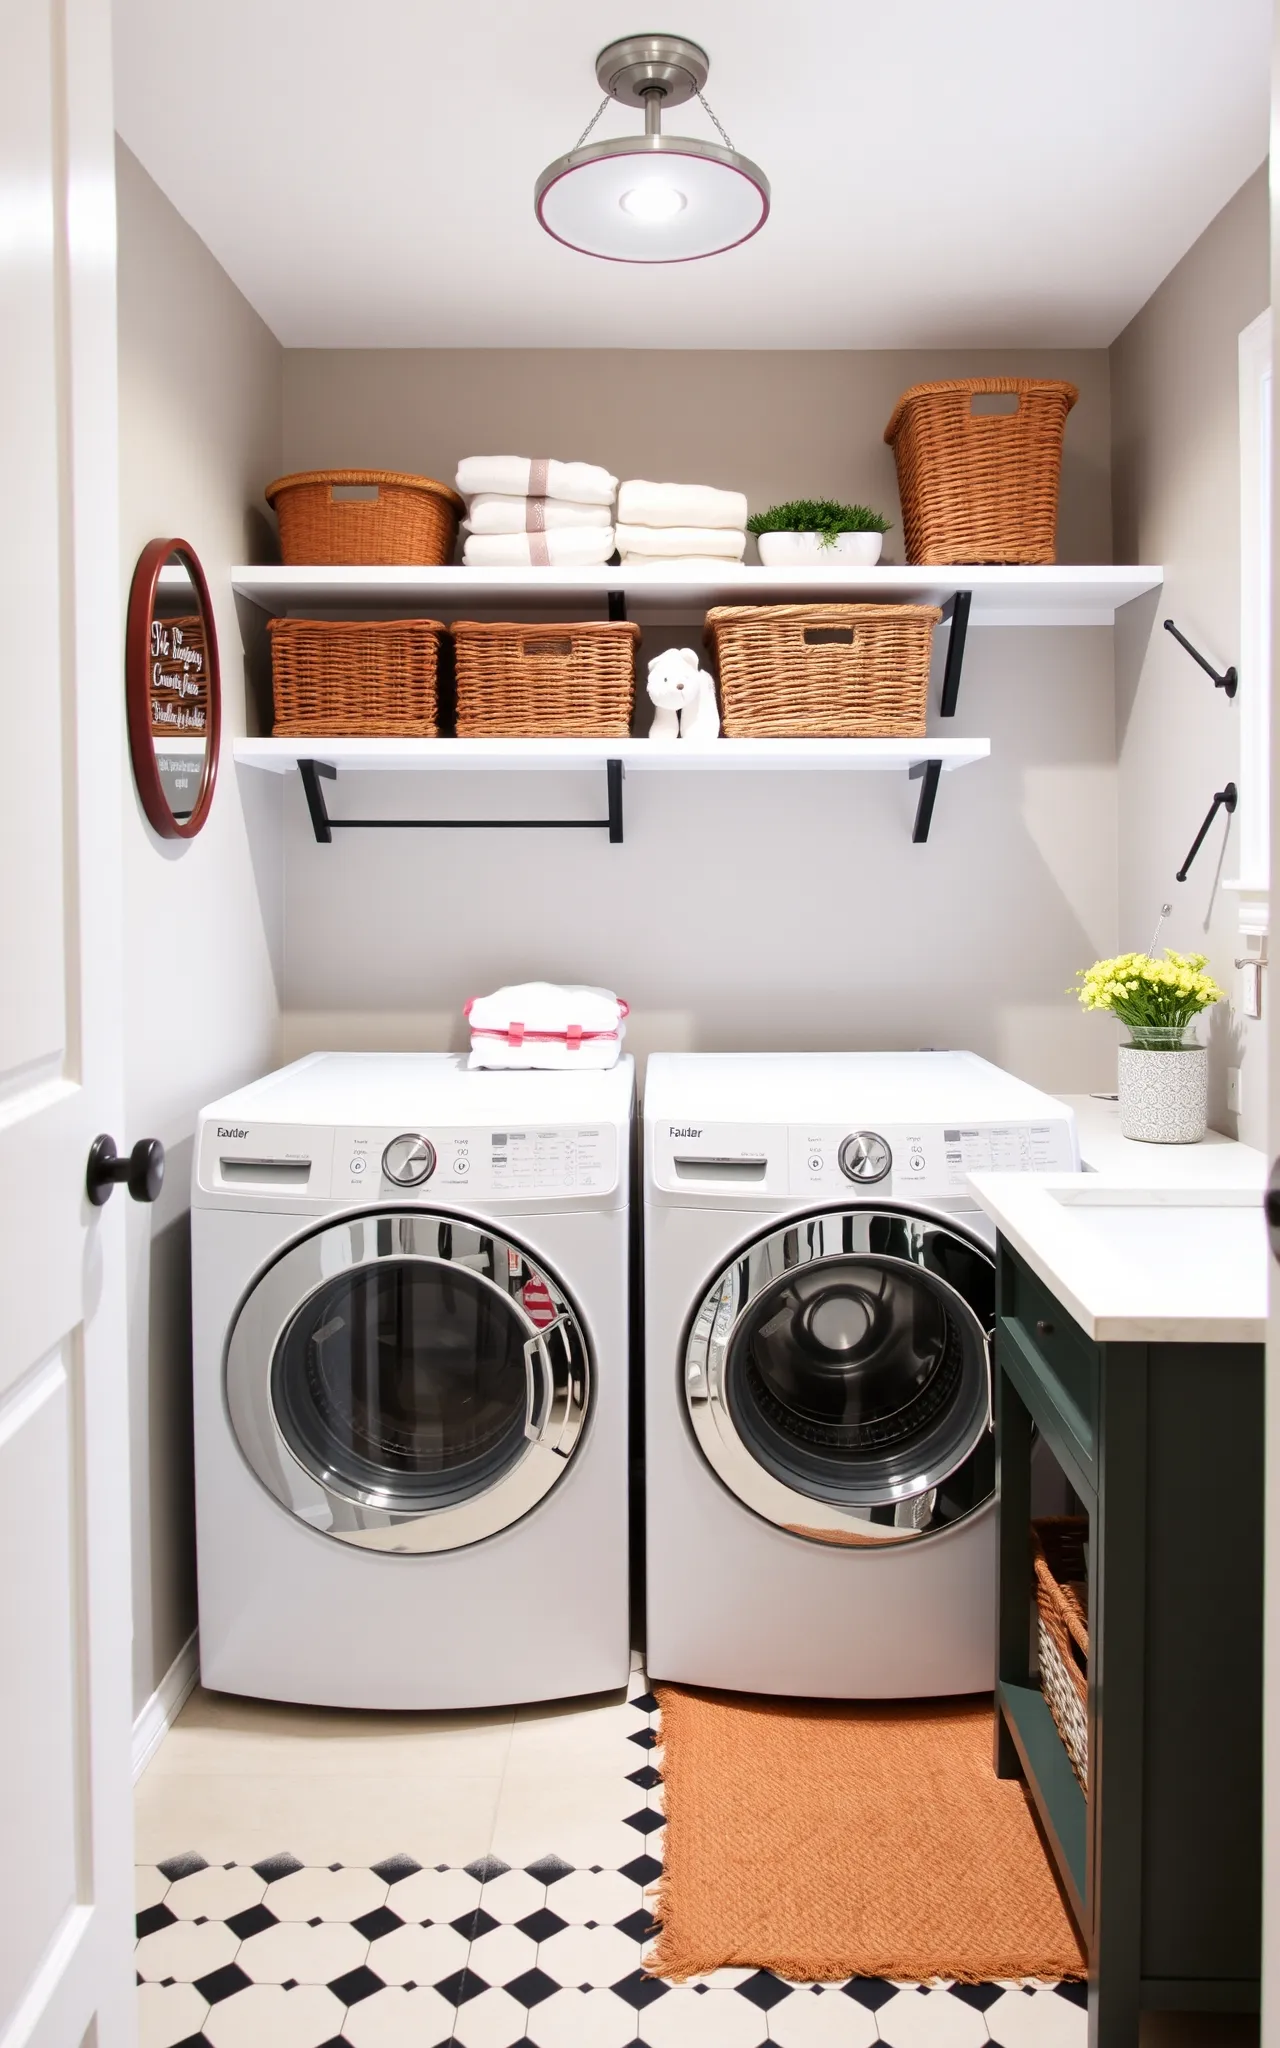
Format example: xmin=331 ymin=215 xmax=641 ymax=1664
xmin=684 ymin=1206 xmax=995 ymax=1547
xmin=226 ymin=1210 xmax=590 ymax=1552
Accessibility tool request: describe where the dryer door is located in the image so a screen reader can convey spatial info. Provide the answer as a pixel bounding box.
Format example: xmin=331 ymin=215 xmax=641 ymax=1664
xmin=684 ymin=1206 xmax=995 ymax=1547
xmin=226 ymin=1210 xmax=590 ymax=1552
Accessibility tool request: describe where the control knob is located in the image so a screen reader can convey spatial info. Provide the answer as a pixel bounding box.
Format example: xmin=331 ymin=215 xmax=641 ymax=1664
xmin=837 ymin=1131 xmax=893 ymax=1184
xmin=381 ymin=1133 xmax=437 ymax=1186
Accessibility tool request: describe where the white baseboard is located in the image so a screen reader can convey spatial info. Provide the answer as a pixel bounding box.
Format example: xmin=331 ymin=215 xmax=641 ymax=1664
xmin=133 ymin=1630 xmax=199 ymax=1780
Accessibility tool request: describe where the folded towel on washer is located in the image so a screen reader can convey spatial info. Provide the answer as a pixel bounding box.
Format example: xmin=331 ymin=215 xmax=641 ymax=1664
xmin=617 ymin=479 xmax=748 ymax=529
xmin=462 ymin=527 xmax=616 ymax=568
xmin=466 ymin=982 xmax=629 ymax=1071
xmin=464 ymin=493 xmax=614 ymax=535
xmin=456 ymin=456 xmax=618 ymax=507
xmin=615 ymin=523 xmax=746 ymax=561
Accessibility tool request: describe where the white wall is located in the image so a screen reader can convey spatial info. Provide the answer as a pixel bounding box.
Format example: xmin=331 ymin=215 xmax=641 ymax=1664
xmin=116 ymin=141 xmax=284 ymax=1715
xmin=276 ymin=346 xmax=1118 ymax=1094
xmin=278 ymin=624 xmax=1118 ymax=1094
xmin=1111 ymin=164 xmax=1270 ymax=1146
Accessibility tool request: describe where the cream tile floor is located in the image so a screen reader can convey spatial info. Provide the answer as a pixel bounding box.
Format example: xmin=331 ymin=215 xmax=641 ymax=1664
xmin=135 ymin=1665 xmax=1108 ymax=2048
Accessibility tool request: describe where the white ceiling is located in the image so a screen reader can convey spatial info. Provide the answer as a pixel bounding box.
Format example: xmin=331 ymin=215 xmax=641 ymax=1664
xmin=112 ymin=0 xmax=1270 ymax=350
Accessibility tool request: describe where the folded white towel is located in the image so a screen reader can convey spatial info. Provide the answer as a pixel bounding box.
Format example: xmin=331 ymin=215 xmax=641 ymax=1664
xmin=465 ymin=982 xmax=628 ymax=1072
xmin=615 ymin=523 xmax=746 ymax=561
xmin=465 ymin=494 xmax=614 ymax=535
xmin=462 ymin=528 xmax=616 ymax=568
xmin=620 ymin=554 xmax=747 ymax=570
xmin=617 ymin=479 xmax=748 ymax=530
xmin=456 ymin=456 xmax=617 ymax=506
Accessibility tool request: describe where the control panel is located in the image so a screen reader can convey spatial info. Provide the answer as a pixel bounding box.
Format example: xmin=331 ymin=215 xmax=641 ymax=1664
xmin=201 ymin=1120 xmax=618 ymax=1201
xmin=335 ymin=1123 xmax=618 ymax=1201
xmin=788 ymin=1120 xmax=1075 ymax=1201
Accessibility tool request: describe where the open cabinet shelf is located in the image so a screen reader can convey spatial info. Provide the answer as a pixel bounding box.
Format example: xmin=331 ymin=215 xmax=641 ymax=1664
xmin=229 ymin=562 xmax=1163 ymax=623
xmin=233 ymin=736 xmax=991 ymax=847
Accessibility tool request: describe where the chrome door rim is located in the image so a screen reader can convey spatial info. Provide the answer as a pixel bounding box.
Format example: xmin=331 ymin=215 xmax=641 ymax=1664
xmin=226 ymin=1209 xmax=590 ymax=1553
xmin=683 ymin=1205 xmax=994 ymax=1548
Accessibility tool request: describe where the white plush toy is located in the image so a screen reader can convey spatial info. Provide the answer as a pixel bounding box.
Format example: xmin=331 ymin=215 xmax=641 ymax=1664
xmin=646 ymin=645 xmax=721 ymax=742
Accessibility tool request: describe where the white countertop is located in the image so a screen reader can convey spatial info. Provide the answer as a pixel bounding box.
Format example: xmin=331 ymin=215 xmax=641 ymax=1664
xmin=968 ymin=1094 xmax=1269 ymax=1343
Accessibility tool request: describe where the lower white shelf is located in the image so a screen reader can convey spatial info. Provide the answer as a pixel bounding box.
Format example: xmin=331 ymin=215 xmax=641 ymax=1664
xmin=233 ymin=736 xmax=990 ymax=774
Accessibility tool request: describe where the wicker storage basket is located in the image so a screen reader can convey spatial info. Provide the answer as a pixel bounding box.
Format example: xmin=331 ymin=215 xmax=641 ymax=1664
xmin=1032 ymin=1517 xmax=1090 ymax=1791
xmin=451 ymin=621 xmax=640 ymax=737
xmin=705 ymin=604 xmax=940 ymax=738
xmin=265 ymin=470 xmax=465 ymax=567
xmin=268 ymin=618 xmax=445 ymax=736
xmin=883 ymin=379 xmax=1078 ymax=565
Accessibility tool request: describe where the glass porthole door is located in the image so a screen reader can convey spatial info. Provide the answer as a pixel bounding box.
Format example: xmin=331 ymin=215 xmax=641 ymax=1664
xmin=684 ymin=1207 xmax=996 ymax=1546
xmin=226 ymin=1211 xmax=590 ymax=1552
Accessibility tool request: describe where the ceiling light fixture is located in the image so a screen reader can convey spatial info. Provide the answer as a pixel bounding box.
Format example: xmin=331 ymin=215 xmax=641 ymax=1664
xmin=535 ymin=33 xmax=770 ymax=264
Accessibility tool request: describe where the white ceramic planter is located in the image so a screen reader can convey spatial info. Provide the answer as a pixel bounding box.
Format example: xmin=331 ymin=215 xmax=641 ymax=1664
xmin=1117 ymin=1043 xmax=1208 ymax=1143
xmin=755 ymin=530 xmax=884 ymax=568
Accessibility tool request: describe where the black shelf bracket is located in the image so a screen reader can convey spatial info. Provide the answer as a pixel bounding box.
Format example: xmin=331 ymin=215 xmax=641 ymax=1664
xmin=607 ymin=589 xmax=627 ymax=622
xmin=938 ymin=590 xmax=972 ymax=718
xmin=297 ymin=757 xmax=625 ymax=847
xmin=1164 ymin=618 xmax=1238 ymax=698
xmin=910 ymin=759 xmax=943 ymax=843
xmin=1176 ymin=781 xmax=1237 ymax=883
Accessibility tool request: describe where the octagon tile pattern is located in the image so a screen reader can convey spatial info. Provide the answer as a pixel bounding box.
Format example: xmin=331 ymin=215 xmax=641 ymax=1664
xmin=136 ymin=1665 xmax=1087 ymax=2044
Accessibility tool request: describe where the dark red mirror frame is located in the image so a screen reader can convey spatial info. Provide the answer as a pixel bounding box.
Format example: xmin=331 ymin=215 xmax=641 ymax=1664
xmin=125 ymin=537 xmax=222 ymax=839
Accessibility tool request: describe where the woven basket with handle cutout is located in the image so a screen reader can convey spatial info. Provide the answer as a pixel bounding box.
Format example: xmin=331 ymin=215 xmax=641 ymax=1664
xmin=266 ymin=469 xmax=464 ymax=566
xmin=705 ymin=603 xmax=940 ymax=738
xmin=451 ymin=620 xmax=639 ymax=737
xmin=884 ymin=379 xmax=1078 ymax=564
xmin=268 ymin=618 xmax=445 ymax=736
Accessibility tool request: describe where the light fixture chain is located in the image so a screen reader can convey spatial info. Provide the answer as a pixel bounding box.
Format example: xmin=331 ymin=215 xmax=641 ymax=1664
xmin=695 ymin=89 xmax=735 ymax=151
xmin=572 ymin=96 xmax=612 ymax=151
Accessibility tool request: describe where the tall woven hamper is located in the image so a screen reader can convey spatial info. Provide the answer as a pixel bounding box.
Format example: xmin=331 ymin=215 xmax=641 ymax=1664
xmin=884 ymin=379 xmax=1078 ymax=564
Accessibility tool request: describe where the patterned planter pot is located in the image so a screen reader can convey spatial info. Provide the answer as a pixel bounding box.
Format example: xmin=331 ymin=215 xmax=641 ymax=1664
xmin=1117 ymin=1040 xmax=1208 ymax=1144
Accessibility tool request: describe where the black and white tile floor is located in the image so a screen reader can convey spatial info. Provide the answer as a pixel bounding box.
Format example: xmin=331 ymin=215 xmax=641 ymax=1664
xmin=136 ymin=1669 xmax=1086 ymax=2048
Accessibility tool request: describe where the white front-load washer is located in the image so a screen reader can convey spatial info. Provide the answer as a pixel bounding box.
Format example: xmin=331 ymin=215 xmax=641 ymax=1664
xmin=644 ymin=1051 xmax=1079 ymax=1698
xmin=191 ymin=1052 xmax=633 ymax=1709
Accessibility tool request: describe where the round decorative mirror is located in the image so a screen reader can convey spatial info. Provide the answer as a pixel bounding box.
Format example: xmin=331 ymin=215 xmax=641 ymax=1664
xmin=126 ymin=539 xmax=221 ymax=838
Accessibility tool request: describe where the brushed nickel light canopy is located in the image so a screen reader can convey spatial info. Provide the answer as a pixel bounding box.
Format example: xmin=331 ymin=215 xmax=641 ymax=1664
xmin=535 ymin=33 xmax=770 ymax=263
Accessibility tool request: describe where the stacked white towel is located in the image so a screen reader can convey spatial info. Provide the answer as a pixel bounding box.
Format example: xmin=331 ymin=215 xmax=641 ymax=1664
xmin=615 ymin=478 xmax=748 ymax=568
xmin=456 ymin=456 xmax=619 ymax=568
xmin=465 ymin=982 xmax=629 ymax=1072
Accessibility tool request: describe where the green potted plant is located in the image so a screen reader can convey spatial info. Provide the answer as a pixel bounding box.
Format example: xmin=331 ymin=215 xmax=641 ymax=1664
xmin=747 ymin=499 xmax=892 ymax=568
xmin=1073 ymin=948 xmax=1225 ymax=1143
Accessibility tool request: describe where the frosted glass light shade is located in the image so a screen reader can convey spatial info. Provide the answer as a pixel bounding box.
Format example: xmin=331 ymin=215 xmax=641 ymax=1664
xmin=535 ymin=134 xmax=769 ymax=263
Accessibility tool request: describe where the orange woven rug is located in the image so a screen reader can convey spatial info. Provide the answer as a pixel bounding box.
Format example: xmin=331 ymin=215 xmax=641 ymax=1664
xmin=649 ymin=1686 xmax=1085 ymax=1984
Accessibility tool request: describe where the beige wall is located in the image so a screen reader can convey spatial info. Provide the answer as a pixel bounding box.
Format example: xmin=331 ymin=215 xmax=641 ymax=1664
xmin=283 ymin=346 xmax=1111 ymax=565
xmin=116 ymin=141 xmax=284 ymax=1719
xmin=1111 ymin=164 xmax=1270 ymax=1145
xmin=277 ymin=345 xmax=1118 ymax=1095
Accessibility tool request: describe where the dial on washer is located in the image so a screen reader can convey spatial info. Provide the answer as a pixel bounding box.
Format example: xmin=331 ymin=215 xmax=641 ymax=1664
xmin=381 ymin=1133 xmax=437 ymax=1186
xmin=838 ymin=1131 xmax=893 ymax=1184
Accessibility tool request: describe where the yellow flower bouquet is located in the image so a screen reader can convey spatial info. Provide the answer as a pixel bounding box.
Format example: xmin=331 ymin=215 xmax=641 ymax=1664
xmin=1073 ymin=949 xmax=1224 ymax=1143
xmin=1073 ymin=950 xmax=1225 ymax=1036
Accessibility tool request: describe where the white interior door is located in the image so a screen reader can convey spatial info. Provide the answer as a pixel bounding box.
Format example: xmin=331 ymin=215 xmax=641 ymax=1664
xmin=0 ymin=3 xmax=135 ymax=2045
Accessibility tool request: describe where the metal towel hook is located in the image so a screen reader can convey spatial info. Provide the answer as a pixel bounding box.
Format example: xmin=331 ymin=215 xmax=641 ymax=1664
xmin=1176 ymin=784 xmax=1237 ymax=883
xmin=1164 ymin=620 xmax=1238 ymax=699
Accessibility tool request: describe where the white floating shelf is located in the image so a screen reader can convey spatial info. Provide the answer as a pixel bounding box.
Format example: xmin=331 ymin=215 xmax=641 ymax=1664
xmin=230 ymin=563 xmax=1162 ymax=626
xmin=233 ymin=736 xmax=990 ymax=775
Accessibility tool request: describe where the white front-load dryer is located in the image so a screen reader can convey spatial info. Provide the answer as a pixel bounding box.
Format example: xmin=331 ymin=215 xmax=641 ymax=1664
xmin=643 ymin=1052 xmax=1079 ymax=1698
xmin=192 ymin=1052 xmax=633 ymax=1709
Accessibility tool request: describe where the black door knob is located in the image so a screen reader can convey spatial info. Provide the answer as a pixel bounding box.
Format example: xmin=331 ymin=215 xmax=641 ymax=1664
xmin=86 ymin=1134 xmax=165 ymax=1206
xmin=1267 ymin=1168 xmax=1280 ymax=1264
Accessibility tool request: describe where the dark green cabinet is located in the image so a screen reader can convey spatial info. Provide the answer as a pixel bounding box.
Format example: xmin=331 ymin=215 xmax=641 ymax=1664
xmin=994 ymin=1240 xmax=1263 ymax=2046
